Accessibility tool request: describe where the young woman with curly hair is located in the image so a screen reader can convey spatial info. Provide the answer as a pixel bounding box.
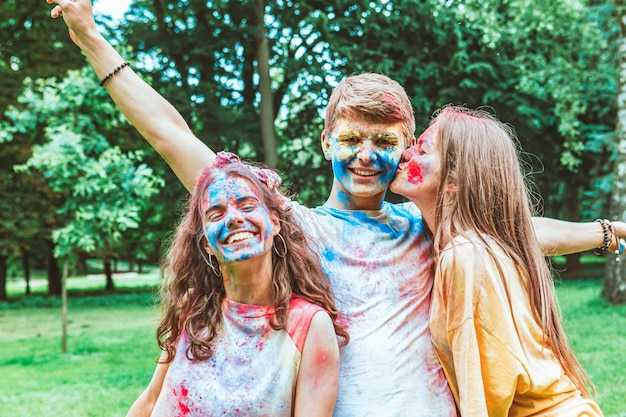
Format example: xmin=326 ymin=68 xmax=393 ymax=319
xmin=127 ymin=154 xmax=347 ymax=417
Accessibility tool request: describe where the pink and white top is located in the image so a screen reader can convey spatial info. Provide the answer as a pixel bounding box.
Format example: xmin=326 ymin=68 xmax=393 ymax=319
xmin=151 ymin=296 xmax=325 ymax=417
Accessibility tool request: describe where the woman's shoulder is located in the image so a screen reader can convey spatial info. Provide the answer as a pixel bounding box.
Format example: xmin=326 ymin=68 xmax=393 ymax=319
xmin=439 ymin=231 xmax=511 ymax=276
xmin=441 ymin=231 xmax=491 ymax=260
xmin=286 ymin=297 xmax=329 ymax=352
xmin=289 ymin=296 xmax=326 ymax=315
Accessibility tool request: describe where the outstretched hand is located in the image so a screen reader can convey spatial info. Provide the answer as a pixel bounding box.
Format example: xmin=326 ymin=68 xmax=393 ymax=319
xmin=612 ymin=221 xmax=626 ymax=238
xmin=45 ymin=0 xmax=99 ymax=47
xmin=610 ymin=220 xmax=626 ymax=254
xmin=45 ymin=0 xmax=216 ymax=193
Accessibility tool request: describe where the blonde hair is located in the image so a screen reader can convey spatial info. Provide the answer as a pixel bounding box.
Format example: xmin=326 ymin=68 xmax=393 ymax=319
xmin=432 ymin=105 xmax=594 ymax=397
xmin=324 ymin=73 xmax=415 ymax=141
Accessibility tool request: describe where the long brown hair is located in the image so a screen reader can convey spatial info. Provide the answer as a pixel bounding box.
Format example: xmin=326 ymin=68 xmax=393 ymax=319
xmin=157 ymin=162 xmax=348 ymax=362
xmin=431 ymin=105 xmax=594 ymax=397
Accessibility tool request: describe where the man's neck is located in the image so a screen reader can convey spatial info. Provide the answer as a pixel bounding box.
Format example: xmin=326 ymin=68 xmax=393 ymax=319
xmin=409 ymin=197 xmax=436 ymax=234
xmin=324 ymin=189 xmax=386 ymax=211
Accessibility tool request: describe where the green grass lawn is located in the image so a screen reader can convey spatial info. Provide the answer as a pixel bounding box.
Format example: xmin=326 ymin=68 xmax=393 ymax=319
xmin=1 ymin=271 xmax=162 ymax=417
xmin=1 ymin=276 xmax=625 ymax=416
xmin=555 ymin=280 xmax=626 ymax=416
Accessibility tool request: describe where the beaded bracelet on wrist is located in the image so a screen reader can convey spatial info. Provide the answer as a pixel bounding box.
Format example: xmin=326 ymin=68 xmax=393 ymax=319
xmin=593 ymin=218 xmax=611 ymax=256
xmin=594 ymin=218 xmax=626 ymax=260
xmin=99 ymin=62 xmax=130 ymax=87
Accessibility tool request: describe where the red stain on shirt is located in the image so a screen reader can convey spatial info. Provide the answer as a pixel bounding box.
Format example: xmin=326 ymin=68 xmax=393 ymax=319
xmin=176 ymin=401 xmax=190 ymax=416
xmin=336 ymin=312 xmax=352 ymax=328
xmin=175 ymin=382 xmax=190 ymax=416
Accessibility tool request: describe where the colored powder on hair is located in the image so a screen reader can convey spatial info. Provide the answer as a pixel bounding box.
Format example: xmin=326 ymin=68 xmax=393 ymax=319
xmin=381 ymin=92 xmax=405 ymax=120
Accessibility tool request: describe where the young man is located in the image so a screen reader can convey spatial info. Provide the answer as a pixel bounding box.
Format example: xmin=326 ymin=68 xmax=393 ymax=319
xmin=47 ymin=1 xmax=622 ymax=415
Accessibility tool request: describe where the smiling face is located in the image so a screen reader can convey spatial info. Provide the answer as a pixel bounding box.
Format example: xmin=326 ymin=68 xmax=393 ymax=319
xmin=322 ymin=117 xmax=410 ymax=208
xmin=391 ymin=123 xmax=442 ymax=205
xmin=201 ymin=174 xmax=279 ymax=265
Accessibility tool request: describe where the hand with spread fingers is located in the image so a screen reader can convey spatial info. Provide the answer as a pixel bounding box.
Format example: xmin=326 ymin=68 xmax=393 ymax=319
xmin=44 ymin=0 xmax=215 ymax=190
xmin=46 ymin=0 xmax=100 ymax=47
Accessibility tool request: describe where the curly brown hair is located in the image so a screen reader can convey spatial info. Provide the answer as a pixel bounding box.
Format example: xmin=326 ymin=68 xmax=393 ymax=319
xmin=157 ymin=162 xmax=348 ymax=362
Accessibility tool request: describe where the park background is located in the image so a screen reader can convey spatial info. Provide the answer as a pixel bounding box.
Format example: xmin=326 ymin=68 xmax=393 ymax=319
xmin=1 ymin=0 xmax=626 ymax=415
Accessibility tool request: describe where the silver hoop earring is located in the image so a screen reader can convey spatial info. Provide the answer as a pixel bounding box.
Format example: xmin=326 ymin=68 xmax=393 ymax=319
xmin=197 ymin=234 xmax=222 ymax=276
xmin=206 ymin=254 xmax=222 ymax=276
xmin=273 ymin=233 xmax=287 ymax=258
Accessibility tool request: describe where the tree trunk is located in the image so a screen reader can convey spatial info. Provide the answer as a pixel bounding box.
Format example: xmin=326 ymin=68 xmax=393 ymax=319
xmin=563 ymin=254 xmax=584 ymax=280
xmin=77 ymin=252 xmax=88 ymax=275
xmin=0 ymin=255 xmax=7 ymax=301
xmin=61 ymin=259 xmax=68 ymax=353
xmin=603 ymin=2 xmax=626 ymax=304
xmin=254 ymin=0 xmax=278 ymax=168
xmin=104 ymin=257 xmax=115 ymax=291
xmin=46 ymin=240 xmax=62 ymax=296
xmin=21 ymin=249 xmax=31 ymax=295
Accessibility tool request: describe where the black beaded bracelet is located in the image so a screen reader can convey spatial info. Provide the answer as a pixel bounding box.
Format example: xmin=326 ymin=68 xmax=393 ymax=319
xmin=99 ymin=62 xmax=130 ymax=87
xmin=593 ymin=218 xmax=611 ymax=256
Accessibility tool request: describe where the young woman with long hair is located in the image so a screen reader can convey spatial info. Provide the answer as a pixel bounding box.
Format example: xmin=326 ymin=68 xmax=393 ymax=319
xmin=391 ymin=106 xmax=605 ymax=416
xmin=126 ymin=153 xmax=348 ymax=417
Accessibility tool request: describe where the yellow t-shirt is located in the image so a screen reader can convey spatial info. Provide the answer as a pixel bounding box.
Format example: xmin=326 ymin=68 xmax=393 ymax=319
xmin=430 ymin=232 xmax=603 ymax=417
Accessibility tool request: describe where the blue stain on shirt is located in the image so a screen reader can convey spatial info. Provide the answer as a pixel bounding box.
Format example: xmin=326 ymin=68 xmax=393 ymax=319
xmin=321 ymin=246 xmax=336 ymax=263
xmin=313 ymin=201 xmax=424 ymax=238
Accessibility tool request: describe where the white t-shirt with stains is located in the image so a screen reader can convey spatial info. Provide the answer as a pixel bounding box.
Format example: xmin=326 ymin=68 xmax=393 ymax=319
xmin=290 ymin=200 xmax=457 ymax=417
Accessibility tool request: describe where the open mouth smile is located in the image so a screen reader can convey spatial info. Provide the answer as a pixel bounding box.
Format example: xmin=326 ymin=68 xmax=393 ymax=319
xmin=223 ymin=231 xmax=256 ymax=244
xmin=349 ymin=167 xmax=382 ymax=177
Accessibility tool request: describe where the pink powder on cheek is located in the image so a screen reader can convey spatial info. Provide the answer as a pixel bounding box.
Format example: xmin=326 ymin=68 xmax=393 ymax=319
xmin=406 ymin=160 xmax=423 ymax=184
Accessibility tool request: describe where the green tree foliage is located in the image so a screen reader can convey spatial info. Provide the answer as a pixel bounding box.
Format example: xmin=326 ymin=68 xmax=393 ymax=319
xmin=119 ymin=0 xmax=358 ymax=205
xmin=114 ymin=0 xmax=617 ymax=211
xmin=1 ymin=0 xmax=622 ymax=299
xmin=1 ymin=0 xmax=89 ymax=298
xmin=1 ymin=0 xmax=85 ymax=108
xmin=6 ymin=68 xmax=163 ymax=291
xmin=323 ymin=0 xmax=616 ymax=213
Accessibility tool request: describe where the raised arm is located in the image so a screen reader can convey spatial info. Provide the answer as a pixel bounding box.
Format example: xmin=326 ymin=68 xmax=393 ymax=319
xmin=46 ymin=0 xmax=215 ymax=191
xmin=533 ymin=217 xmax=626 ymax=257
